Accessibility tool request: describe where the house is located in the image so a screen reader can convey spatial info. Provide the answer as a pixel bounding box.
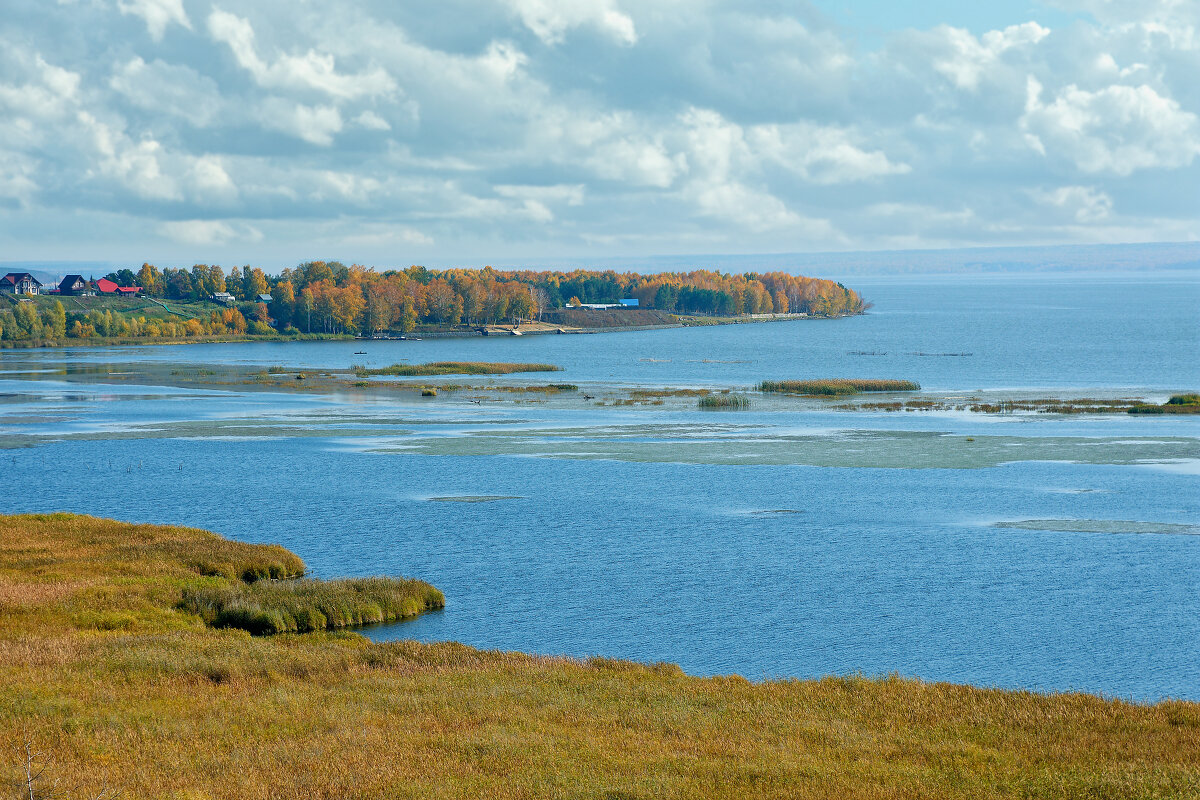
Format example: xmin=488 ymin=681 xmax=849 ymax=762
xmin=0 ymin=273 xmax=43 ymax=295
xmin=117 ymin=286 xmax=141 ymax=296
xmin=619 ymin=298 xmax=639 ymax=307
xmin=256 ymin=293 xmax=273 ymax=303
xmin=95 ymin=278 xmax=119 ymax=293
xmin=211 ymin=292 xmax=235 ymax=305
xmin=58 ymin=275 xmax=89 ymax=295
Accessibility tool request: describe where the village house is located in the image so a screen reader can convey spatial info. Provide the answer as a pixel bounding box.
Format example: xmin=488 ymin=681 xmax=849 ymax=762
xmin=256 ymin=293 xmax=273 ymax=304
xmin=211 ymin=291 xmax=236 ymax=305
xmin=0 ymin=272 xmax=43 ymax=295
xmin=57 ymin=275 xmax=90 ymax=296
xmin=95 ymin=278 xmax=141 ymax=296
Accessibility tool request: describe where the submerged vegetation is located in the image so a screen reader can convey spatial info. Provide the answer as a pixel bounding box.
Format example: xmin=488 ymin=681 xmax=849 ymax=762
xmin=2 ymin=513 xmax=1199 ymax=798
xmin=352 ymin=361 xmax=561 ymax=377
xmin=758 ymin=379 xmax=921 ymax=395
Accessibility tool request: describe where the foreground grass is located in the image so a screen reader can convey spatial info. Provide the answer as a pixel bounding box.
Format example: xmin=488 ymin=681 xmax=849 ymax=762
xmin=353 ymin=361 xmax=561 ymax=377
xmin=759 ymin=379 xmax=921 ymax=396
xmin=2 ymin=514 xmax=1199 ymax=799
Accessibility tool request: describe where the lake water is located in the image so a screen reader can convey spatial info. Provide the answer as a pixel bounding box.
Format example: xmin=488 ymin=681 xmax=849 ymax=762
xmin=2 ymin=272 xmax=1198 ymax=700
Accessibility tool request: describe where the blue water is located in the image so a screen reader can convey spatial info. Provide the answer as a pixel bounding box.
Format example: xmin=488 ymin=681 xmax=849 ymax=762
xmin=9 ymin=272 xmax=1199 ymax=391
xmin=2 ymin=273 xmax=1198 ymax=700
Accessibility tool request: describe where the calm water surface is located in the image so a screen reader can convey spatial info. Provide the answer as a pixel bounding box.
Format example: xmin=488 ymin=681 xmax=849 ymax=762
xmin=2 ymin=273 xmax=1197 ymax=700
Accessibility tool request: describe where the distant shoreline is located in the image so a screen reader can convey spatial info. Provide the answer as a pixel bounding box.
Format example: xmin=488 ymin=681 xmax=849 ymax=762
xmin=0 ymin=309 xmax=860 ymax=349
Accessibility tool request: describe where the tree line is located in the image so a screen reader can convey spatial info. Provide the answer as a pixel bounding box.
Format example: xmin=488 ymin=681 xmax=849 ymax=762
xmin=1 ymin=262 xmax=864 ymax=341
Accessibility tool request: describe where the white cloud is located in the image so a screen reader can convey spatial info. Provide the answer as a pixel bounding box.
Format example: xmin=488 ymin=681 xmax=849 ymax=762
xmin=78 ymin=111 xmax=181 ymax=201
xmin=1022 ymin=77 xmax=1200 ymax=174
xmin=353 ymin=110 xmax=390 ymax=131
xmin=118 ymin=0 xmax=192 ymax=41
xmin=504 ymin=0 xmax=637 ymax=46
xmin=0 ymin=56 xmax=81 ymax=120
xmin=495 ymin=183 xmax=584 ymax=222
xmin=208 ymin=9 xmax=396 ymax=100
xmin=259 ymin=99 xmax=343 ymax=146
xmin=928 ymin=22 xmax=1050 ymax=91
xmin=750 ymin=123 xmax=911 ymax=184
xmin=0 ymin=3 xmax=1197 ymax=257
xmin=159 ymin=219 xmax=262 ymax=244
xmin=1031 ymin=185 xmax=1114 ymax=222
xmin=110 ymin=57 xmax=221 ymax=127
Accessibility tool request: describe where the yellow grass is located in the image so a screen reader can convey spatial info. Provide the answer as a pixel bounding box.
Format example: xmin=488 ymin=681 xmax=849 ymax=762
xmin=2 ymin=513 xmax=1198 ymax=799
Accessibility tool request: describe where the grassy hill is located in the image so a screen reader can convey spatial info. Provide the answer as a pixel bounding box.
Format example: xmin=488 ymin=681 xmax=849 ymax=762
xmin=8 ymin=292 xmax=229 ymax=321
xmin=2 ymin=513 xmax=1197 ymax=798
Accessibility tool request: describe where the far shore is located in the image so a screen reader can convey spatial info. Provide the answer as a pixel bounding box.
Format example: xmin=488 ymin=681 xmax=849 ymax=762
xmin=0 ymin=309 xmax=855 ymax=349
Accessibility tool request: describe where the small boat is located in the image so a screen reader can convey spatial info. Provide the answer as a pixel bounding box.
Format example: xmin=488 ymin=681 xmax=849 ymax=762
xmin=510 ymin=329 xmax=523 ymax=336
xmin=353 ymin=351 xmax=366 ymax=355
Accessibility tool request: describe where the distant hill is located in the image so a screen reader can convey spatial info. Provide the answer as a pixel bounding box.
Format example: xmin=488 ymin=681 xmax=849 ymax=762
xmin=499 ymin=242 xmax=1200 ymax=277
xmin=0 ymin=261 xmax=120 ymax=287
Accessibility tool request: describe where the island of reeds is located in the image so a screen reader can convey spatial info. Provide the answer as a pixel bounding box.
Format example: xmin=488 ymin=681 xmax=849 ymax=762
xmin=353 ymin=361 xmax=561 ymax=377
xmin=758 ymin=379 xmax=921 ymax=395
xmin=2 ymin=512 xmax=1198 ymax=798
xmin=1 ymin=262 xmax=866 ymax=346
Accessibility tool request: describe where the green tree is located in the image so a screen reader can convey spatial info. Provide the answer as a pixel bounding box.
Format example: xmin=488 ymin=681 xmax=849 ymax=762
xmin=44 ymin=300 xmax=67 ymax=338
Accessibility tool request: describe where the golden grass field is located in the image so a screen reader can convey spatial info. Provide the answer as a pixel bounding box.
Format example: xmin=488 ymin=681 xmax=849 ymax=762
xmin=2 ymin=513 xmax=1198 ymax=799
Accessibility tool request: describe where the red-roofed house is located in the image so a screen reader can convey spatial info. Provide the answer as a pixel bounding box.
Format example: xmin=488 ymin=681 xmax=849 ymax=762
xmin=117 ymin=286 xmax=141 ymax=295
xmin=95 ymin=278 xmax=119 ymax=293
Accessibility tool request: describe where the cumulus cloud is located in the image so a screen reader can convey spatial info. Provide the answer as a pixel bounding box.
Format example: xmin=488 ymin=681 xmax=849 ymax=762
xmin=504 ymin=0 xmax=637 ymax=46
xmin=1030 ymin=185 xmax=1114 ymax=222
xmin=258 ymin=99 xmax=343 ymax=146
xmin=0 ymin=2 xmax=1196 ymax=259
xmin=118 ymin=0 xmax=191 ymax=41
xmin=495 ymin=183 xmax=584 ymax=222
xmin=159 ymin=219 xmax=261 ymax=244
xmin=1022 ymin=77 xmax=1200 ymax=174
xmin=110 ymin=58 xmax=221 ymax=127
xmin=208 ymin=9 xmax=396 ymax=100
xmin=929 ymin=22 xmax=1050 ymax=91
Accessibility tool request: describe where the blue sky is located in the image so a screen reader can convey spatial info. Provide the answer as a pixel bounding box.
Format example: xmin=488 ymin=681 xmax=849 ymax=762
xmin=0 ymin=0 xmax=1196 ymax=267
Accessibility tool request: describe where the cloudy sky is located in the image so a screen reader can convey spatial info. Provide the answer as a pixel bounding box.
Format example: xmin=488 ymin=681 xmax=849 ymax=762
xmin=1 ymin=0 xmax=1197 ymax=267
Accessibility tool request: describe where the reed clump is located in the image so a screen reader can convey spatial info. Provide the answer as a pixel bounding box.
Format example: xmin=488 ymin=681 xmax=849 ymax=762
xmin=353 ymin=362 xmax=560 ymax=377
xmin=179 ymin=577 xmax=445 ymax=635
xmin=758 ymin=379 xmax=920 ymax=395
xmin=698 ymin=394 xmax=751 ymax=409
xmin=421 ymin=388 xmax=438 ymax=397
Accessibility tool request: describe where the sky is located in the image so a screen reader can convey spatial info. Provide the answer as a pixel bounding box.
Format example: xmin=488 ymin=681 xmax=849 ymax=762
xmin=1 ymin=0 xmax=1197 ymax=268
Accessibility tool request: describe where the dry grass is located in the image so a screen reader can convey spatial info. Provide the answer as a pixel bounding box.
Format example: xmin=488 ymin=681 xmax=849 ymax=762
xmin=2 ymin=513 xmax=1198 ymax=799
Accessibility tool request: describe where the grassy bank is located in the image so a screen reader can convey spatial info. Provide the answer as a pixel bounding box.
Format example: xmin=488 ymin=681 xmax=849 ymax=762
xmin=353 ymin=361 xmax=561 ymax=377
xmin=2 ymin=514 xmax=1198 ymax=798
xmin=758 ymin=379 xmax=921 ymax=395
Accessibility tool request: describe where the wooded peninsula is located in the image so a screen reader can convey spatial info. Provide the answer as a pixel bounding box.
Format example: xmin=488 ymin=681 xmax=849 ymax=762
xmin=0 ymin=263 xmax=864 ymax=344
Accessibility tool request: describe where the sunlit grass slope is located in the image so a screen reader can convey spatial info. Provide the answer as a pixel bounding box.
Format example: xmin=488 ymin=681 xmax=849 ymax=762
xmin=2 ymin=513 xmax=1198 ymax=799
